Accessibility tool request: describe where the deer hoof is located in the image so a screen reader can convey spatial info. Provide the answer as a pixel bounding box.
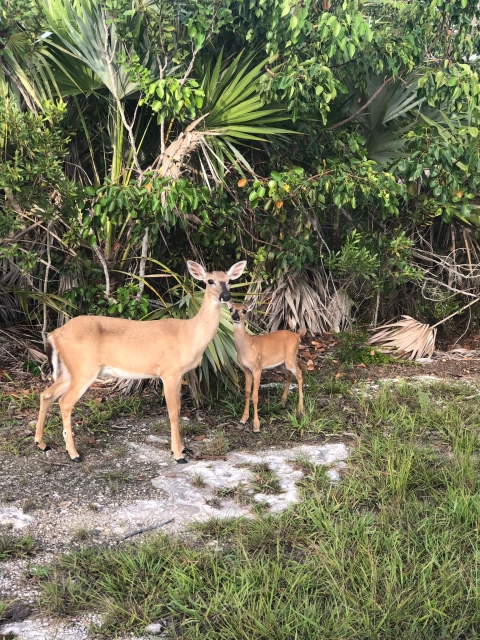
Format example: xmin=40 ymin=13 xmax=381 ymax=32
xmin=182 ymin=447 xmax=194 ymax=456
xmin=42 ymin=445 xmax=51 ymax=452
xmin=71 ymin=456 xmax=82 ymax=463
xmin=176 ymin=457 xmax=188 ymax=464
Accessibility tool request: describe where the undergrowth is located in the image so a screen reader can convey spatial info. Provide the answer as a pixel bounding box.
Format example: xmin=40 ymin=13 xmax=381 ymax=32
xmin=334 ymin=330 xmax=396 ymax=365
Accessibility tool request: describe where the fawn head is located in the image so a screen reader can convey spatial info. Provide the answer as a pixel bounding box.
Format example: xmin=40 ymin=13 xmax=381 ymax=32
xmin=187 ymin=260 xmax=247 ymax=303
xmin=228 ymin=299 xmax=256 ymax=323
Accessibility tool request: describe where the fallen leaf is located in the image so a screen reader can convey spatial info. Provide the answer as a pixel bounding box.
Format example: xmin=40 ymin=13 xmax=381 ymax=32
xmin=357 ymin=363 xmax=366 ymax=368
xmin=94 ymin=397 xmax=103 ymax=403
xmin=193 ymin=435 xmax=206 ymax=441
xmin=307 ymin=360 xmax=315 ymax=371
xmin=370 ymin=350 xmax=375 ymax=356
xmin=335 ymin=373 xmax=344 ymax=379
xmin=238 ymin=178 xmax=247 ymax=187
xmin=87 ymin=437 xmax=96 ymax=445
xmin=22 ymin=390 xmax=30 ymax=395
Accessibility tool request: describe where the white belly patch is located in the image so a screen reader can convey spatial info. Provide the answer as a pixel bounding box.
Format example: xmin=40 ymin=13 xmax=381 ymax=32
xmin=264 ymin=362 xmax=284 ymax=370
xmin=98 ymin=367 xmax=153 ymax=380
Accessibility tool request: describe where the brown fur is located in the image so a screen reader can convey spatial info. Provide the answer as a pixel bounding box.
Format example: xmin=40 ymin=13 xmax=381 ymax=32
xmin=35 ymin=261 xmax=247 ymax=463
xmin=228 ymin=301 xmax=304 ymax=432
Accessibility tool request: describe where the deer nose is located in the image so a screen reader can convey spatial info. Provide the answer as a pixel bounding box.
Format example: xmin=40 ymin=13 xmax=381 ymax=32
xmin=220 ymin=291 xmax=231 ymax=302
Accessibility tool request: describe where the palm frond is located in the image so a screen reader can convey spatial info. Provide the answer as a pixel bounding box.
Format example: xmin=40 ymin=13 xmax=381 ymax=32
xmin=43 ymin=0 xmax=138 ymax=99
xmin=259 ymin=268 xmax=334 ymax=335
xmin=344 ymin=75 xmax=424 ymax=166
xmin=163 ymin=50 xmax=297 ymax=184
xmin=369 ymin=316 xmax=436 ymax=360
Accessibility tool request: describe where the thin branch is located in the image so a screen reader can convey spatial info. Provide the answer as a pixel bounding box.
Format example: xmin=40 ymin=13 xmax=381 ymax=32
xmin=92 ymin=243 xmax=111 ymax=297
xmin=136 ymin=228 xmax=149 ymax=300
xmin=42 ymin=223 xmax=52 ymax=346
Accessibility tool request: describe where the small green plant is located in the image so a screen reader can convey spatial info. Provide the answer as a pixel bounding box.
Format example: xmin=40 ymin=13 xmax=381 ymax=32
xmin=204 ymin=431 xmax=229 ymax=456
xmin=22 ymin=498 xmax=38 ymax=513
xmin=335 ymin=330 xmax=393 ymax=365
xmin=251 ymin=463 xmax=283 ymax=495
xmin=214 ymin=484 xmax=252 ymax=507
xmin=191 ymin=473 xmax=207 ymax=488
xmin=23 ymin=359 xmax=41 ymax=377
xmin=0 ymin=599 xmax=9 ymax=621
xmin=74 ymin=527 xmax=93 ymax=541
xmin=0 ymin=535 xmax=36 ymax=560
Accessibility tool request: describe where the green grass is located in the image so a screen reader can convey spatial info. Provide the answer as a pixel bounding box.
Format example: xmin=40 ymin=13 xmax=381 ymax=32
xmin=36 ymin=378 xmax=480 ymax=638
xmin=0 ymin=534 xmax=37 ymax=561
xmin=0 ymin=389 xmax=150 ymax=454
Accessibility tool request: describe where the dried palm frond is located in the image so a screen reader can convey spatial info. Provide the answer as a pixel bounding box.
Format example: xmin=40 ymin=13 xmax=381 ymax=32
xmin=369 ymin=295 xmax=480 ymax=360
xmin=326 ymin=289 xmax=354 ymax=333
xmin=369 ymin=316 xmax=437 ymax=360
xmin=259 ymin=268 xmax=334 ymax=335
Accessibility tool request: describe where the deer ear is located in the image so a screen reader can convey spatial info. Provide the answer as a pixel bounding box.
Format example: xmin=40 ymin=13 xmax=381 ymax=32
xmin=187 ymin=261 xmax=207 ymax=281
xmin=227 ymin=261 xmax=247 ymax=280
xmin=246 ymin=298 xmax=256 ymax=312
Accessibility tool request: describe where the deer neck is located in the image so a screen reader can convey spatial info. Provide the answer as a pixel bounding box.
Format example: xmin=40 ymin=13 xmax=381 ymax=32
xmin=190 ymin=287 xmax=222 ymax=347
xmin=232 ymin=319 xmax=251 ymax=354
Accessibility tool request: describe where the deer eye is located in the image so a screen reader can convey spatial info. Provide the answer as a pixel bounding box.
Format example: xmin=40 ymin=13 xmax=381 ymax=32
xmin=228 ymin=279 xmax=232 ymax=284
xmin=242 ymin=310 xmax=247 ymax=314
xmin=208 ymin=279 xmax=214 ymax=285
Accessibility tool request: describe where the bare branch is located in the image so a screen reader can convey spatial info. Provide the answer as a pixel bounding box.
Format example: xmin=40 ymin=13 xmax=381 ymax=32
xmin=136 ymin=228 xmax=149 ymax=300
xmin=42 ymin=223 xmax=52 ymax=345
xmin=92 ymin=243 xmax=111 ymax=297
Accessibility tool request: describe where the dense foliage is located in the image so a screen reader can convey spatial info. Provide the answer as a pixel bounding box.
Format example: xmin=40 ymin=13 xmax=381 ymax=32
xmin=1 ymin=0 xmax=480 ymax=369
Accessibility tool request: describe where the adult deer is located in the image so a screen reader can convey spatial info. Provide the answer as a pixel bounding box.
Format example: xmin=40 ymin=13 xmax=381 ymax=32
xmin=228 ymin=300 xmax=304 ymax=432
xmin=35 ymin=260 xmax=247 ymax=464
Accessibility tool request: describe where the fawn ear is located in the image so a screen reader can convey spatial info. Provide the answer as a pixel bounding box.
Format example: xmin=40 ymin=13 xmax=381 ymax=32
xmin=187 ymin=261 xmax=207 ymax=281
xmin=226 ymin=261 xmax=247 ymax=280
xmin=246 ymin=298 xmax=256 ymax=312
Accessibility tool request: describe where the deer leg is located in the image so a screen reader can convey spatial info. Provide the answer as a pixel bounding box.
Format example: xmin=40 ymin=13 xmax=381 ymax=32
xmin=296 ymin=363 xmax=304 ymax=415
xmin=58 ymin=374 xmax=96 ymax=461
xmin=286 ymin=358 xmax=304 ymax=415
xmin=240 ymin=369 xmax=253 ymax=424
xmin=35 ymin=375 xmax=70 ymax=452
xmin=281 ymin=371 xmax=293 ymax=407
xmin=252 ymin=369 xmax=262 ymax=432
xmin=163 ymin=377 xmax=187 ymax=463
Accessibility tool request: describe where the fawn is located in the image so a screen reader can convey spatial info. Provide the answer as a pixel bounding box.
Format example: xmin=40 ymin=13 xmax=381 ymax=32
xmin=228 ymin=300 xmax=304 ymax=432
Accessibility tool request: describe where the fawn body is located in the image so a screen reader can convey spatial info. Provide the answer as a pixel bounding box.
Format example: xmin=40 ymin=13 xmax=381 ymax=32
xmin=228 ymin=301 xmax=304 ymax=431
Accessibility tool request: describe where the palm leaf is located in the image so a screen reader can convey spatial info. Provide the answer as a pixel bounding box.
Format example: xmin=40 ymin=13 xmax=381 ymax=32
xmin=163 ymin=50 xmax=297 ymax=184
xmin=369 ymin=316 xmax=436 ymax=359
